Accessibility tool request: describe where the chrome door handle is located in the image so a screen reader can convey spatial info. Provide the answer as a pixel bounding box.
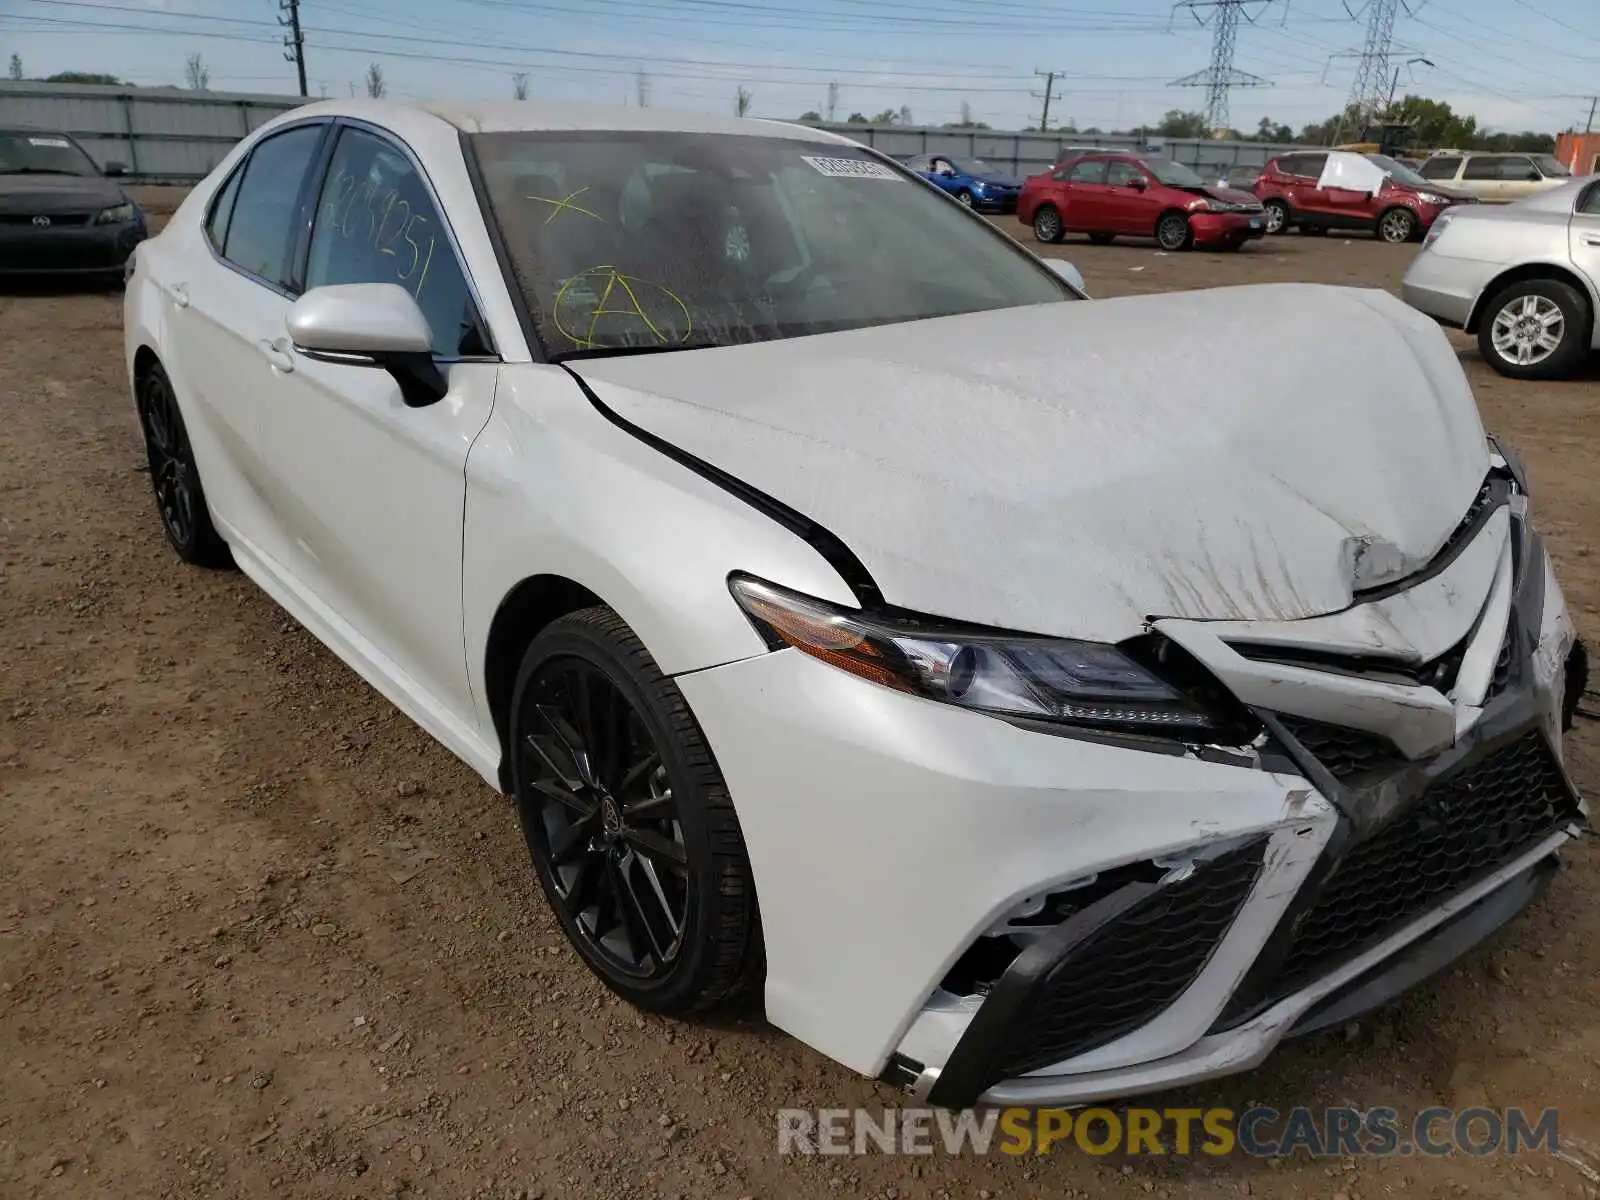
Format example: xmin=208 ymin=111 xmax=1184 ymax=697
xmin=169 ymin=282 xmax=189 ymax=308
xmin=1583 ymin=234 xmax=1600 ymax=246
xmin=259 ymin=338 xmax=295 ymax=373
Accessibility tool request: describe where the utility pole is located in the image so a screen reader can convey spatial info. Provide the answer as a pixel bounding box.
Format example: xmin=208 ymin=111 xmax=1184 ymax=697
xmin=279 ymin=0 xmax=307 ymax=98
xmin=1168 ymin=0 xmax=1276 ymax=135
xmin=1032 ymin=69 xmax=1062 ymax=132
xmin=826 ymin=80 xmax=838 ymax=123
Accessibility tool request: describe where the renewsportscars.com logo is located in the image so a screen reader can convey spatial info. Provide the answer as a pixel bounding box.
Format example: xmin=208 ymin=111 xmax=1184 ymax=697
xmin=777 ymin=1106 xmax=1562 ymax=1158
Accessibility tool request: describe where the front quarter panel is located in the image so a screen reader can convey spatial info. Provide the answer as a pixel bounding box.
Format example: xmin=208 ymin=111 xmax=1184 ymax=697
xmin=462 ymin=362 xmax=861 ymax=738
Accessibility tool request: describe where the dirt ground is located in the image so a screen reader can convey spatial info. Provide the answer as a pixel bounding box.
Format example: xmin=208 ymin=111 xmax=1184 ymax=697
xmin=3 ymin=191 xmax=1600 ymax=1200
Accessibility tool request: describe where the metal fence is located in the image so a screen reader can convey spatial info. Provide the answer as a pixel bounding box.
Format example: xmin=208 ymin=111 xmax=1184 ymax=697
xmin=804 ymin=122 xmax=1309 ymax=179
xmin=0 ymin=81 xmax=303 ymax=183
xmin=0 ymin=80 xmax=1315 ymax=185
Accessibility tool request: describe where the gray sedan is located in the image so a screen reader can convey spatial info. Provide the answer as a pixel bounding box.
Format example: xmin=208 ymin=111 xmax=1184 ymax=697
xmin=1402 ymin=174 xmax=1599 ymax=379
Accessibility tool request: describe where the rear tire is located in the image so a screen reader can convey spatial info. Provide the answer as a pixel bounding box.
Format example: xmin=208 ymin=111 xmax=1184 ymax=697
xmin=1155 ymin=212 xmax=1193 ymax=252
xmin=509 ymin=607 xmax=763 ymax=1016
xmin=134 ymin=361 xmax=233 ymax=569
xmin=1476 ymin=278 xmax=1590 ymax=381
xmin=1031 ymin=205 xmax=1063 ymax=244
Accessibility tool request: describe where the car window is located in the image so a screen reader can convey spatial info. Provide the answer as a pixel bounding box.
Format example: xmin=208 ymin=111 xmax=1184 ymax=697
xmin=1499 ymin=156 xmax=1541 ymax=181
xmin=1420 ymin=156 xmax=1460 ymax=180
xmin=1534 ymin=154 xmax=1571 ymax=179
xmin=219 ymin=124 xmax=325 ymax=287
xmin=1106 ymin=161 xmax=1144 ymax=187
xmin=1461 ymin=156 xmax=1500 ymax=181
xmin=1580 ymin=182 xmax=1600 ymax=216
xmin=1066 ymin=158 xmax=1108 ymax=184
xmin=0 ymin=130 xmax=101 ymax=176
xmin=1294 ymin=153 xmax=1328 ymax=179
xmin=306 ymin=126 xmax=482 ymax=359
xmin=205 ymin=163 xmax=244 ymax=253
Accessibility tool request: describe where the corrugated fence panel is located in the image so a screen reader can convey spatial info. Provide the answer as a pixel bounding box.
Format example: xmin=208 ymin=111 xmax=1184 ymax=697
xmin=0 ymin=81 xmax=303 ymax=183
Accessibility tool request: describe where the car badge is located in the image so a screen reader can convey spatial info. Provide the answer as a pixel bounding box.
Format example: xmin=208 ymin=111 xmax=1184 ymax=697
xmin=32 ymin=215 xmax=51 ymax=228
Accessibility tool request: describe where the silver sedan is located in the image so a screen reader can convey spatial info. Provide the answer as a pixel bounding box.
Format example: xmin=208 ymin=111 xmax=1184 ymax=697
xmin=1402 ymin=174 xmax=1600 ymax=379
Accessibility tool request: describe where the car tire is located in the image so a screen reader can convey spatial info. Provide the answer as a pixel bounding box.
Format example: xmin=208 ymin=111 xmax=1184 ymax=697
xmin=1155 ymin=212 xmax=1193 ymax=252
xmin=1477 ymin=278 xmax=1591 ymax=381
xmin=1377 ymin=206 xmax=1418 ymax=244
xmin=134 ymin=360 xmax=233 ymax=569
xmin=1032 ymin=205 xmax=1063 ymax=243
xmin=509 ymin=606 xmax=762 ymax=1017
xmin=1263 ymin=199 xmax=1290 ymax=235
xmin=956 ymin=190 xmax=974 ymax=207
xmin=1087 ymin=232 xmax=1116 ymax=245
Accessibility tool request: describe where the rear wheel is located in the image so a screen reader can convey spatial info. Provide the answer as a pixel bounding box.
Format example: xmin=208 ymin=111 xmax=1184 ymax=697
xmin=135 ymin=361 xmax=232 ymax=568
xmin=1477 ymin=278 xmax=1590 ymax=381
xmin=1263 ymin=199 xmax=1290 ymax=235
xmin=509 ymin=607 xmax=762 ymax=1015
xmin=1377 ymin=206 xmax=1418 ymax=244
xmin=1031 ymin=205 xmax=1063 ymax=244
xmin=1087 ymin=231 xmax=1116 ymax=245
xmin=1155 ymin=212 xmax=1193 ymax=252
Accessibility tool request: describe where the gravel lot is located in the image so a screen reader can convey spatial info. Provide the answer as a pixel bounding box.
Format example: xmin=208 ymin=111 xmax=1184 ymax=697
xmin=3 ymin=191 xmax=1600 ymax=1199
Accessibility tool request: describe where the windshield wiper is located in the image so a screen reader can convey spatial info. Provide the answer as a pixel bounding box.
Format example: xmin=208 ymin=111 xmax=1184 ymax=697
xmin=549 ymin=340 xmax=726 ymax=363
xmin=0 ymin=167 xmax=84 ymax=176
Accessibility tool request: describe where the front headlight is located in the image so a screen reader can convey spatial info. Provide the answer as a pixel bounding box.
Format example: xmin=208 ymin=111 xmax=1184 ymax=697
xmin=1416 ymin=192 xmax=1452 ymax=206
xmin=729 ymin=575 xmax=1227 ymax=734
xmin=94 ymin=202 xmax=135 ymax=225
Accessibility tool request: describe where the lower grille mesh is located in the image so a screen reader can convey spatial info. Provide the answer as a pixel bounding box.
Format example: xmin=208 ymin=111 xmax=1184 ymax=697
xmin=1278 ymin=714 xmax=1405 ymax=781
xmin=985 ymin=840 xmax=1264 ymax=1081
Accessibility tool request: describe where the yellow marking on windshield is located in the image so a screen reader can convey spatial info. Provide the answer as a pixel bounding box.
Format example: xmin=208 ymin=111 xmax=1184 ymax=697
xmin=527 ymin=186 xmax=604 ymax=224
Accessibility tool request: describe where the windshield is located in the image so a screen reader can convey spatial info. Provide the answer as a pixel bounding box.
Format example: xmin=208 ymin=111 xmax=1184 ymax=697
xmin=470 ymin=132 xmax=1073 ymax=359
xmin=0 ymin=131 xmax=98 ymax=176
xmin=958 ymin=158 xmax=995 ymax=174
xmin=1142 ymin=158 xmax=1205 ymax=187
xmin=1368 ymin=155 xmax=1433 ymax=189
xmin=1534 ymin=154 xmax=1571 ymax=178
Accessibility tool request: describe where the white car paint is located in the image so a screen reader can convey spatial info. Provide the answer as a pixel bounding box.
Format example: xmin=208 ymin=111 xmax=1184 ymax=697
xmin=126 ymin=99 xmax=1586 ymax=1109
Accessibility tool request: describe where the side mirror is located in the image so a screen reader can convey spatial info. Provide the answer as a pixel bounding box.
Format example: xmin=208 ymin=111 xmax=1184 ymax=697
xmin=286 ymin=283 xmax=447 ymax=408
xmin=104 ymin=161 xmax=128 ymax=177
xmin=1125 ymin=176 xmax=1147 ymax=190
xmin=1044 ymin=258 xmax=1087 ymax=295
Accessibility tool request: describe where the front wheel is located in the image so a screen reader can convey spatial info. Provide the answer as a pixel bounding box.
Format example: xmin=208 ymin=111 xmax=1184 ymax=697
xmin=1155 ymin=212 xmax=1193 ymax=252
xmin=1377 ymin=207 xmax=1418 ymax=244
xmin=509 ymin=607 xmax=762 ymax=1016
xmin=1032 ymin=205 xmax=1063 ymax=243
xmin=1262 ymin=199 xmax=1289 ymax=235
xmin=1477 ymin=279 xmax=1590 ymax=380
xmin=956 ymin=190 xmax=974 ymax=207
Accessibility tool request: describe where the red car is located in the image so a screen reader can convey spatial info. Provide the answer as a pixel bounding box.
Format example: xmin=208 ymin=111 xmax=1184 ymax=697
xmin=1251 ymin=151 xmax=1475 ymax=243
xmin=1018 ymin=152 xmax=1267 ymax=251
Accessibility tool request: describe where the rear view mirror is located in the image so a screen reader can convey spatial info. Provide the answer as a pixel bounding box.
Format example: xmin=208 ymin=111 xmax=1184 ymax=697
xmin=1044 ymin=258 xmax=1087 ymax=295
xmin=1125 ymin=177 xmax=1147 ymax=190
xmin=287 ymin=283 xmax=446 ymax=407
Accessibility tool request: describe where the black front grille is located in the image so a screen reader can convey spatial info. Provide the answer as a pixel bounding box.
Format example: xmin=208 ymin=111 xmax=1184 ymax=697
xmin=1278 ymin=714 xmax=1405 ymax=780
xmin=0 ymin=212 xmax=92 ymax=226
xmin=984 ymin=840 xmax=1264 ymax=1080
xmin=1269 ymin=731 xmax=1574 ymax=996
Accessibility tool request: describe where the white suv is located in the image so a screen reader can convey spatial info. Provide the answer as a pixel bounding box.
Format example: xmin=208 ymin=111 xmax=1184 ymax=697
xmin=1420 ymin=151 xmax=1572 ymax=204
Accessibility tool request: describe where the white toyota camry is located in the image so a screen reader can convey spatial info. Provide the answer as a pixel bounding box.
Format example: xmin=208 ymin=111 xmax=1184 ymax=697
xmin=125 ymin=100 xmax=1589 ymax=1109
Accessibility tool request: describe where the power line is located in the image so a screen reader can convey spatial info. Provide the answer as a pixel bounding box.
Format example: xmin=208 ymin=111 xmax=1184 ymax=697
xmin=1168 ymin=0 xmax=1278 ymax=131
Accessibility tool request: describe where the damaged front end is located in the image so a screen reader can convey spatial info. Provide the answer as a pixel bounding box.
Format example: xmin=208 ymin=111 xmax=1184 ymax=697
xmin=889 ymin=446 xmax=1589 ymax=1109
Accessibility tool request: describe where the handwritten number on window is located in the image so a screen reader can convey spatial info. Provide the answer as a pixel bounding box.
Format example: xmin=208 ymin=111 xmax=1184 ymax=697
xmin=322 ymin=164 xmax=440 ymax=300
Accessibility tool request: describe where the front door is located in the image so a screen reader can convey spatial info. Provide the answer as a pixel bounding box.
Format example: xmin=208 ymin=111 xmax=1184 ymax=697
xmin=253 ymin=122 xmax=499 ymax=729
xmin=1572 ymin=183 xmax=1600 ymax=348
xmin=1104 ymin=159 xmax=1159 ymax=234
xmin=1058 ymin=156 xmax=1110 ymax=231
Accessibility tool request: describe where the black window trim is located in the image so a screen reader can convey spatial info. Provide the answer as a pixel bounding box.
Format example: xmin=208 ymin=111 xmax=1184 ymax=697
xmin=295 ymin=116 xmax=500 ymax=364
xmin=202 ymin=118 xmax=334 ymax=301
xmin=1577 ymin=179 xmax=1600 ymax=217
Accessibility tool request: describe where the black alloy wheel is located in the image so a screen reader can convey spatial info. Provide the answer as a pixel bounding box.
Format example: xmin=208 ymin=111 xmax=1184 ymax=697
xmin=510 ymin=608 xmax=761 ymax=1014
xmin=135 ymin=363 xmax=231 ymax=568
xmin=1156 ymin=212 xmax=1193 ymax=252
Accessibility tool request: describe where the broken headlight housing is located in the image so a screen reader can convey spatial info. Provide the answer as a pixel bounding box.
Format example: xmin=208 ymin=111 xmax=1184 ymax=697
xmin=729 ymin=574 xmax=1225 ymax=735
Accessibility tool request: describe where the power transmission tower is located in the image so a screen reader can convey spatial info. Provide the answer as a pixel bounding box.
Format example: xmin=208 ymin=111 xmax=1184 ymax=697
xmin=635 ymin=69 xmax=650 ymax=109
xmin=279 ymin=0 xmax=307 ymax=98
xmin=1032 ymin=69 xmax=1062 ymax=132
xmin=1168 ymin=0 xmax=1276 ymax=134
xmin=1339 ymin=0 xmax=1432 ymax=131
xmin=826 ymin=81 xmax=838 ymax=123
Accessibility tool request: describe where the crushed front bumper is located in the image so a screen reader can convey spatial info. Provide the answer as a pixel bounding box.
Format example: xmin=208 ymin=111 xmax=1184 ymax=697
xmin=679 ymin=464 xmax=1586 ymax=1108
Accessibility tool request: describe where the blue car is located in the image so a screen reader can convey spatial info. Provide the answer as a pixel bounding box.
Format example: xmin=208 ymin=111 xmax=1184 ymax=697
xmin=902 ymin=153 xmax=1022 ymax=212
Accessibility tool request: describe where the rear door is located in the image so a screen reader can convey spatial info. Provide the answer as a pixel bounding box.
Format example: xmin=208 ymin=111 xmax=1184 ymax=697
xmin=164 ymin=120 xmax=330 ymax=554
xmin=1496 ymin=155 xmax=1545 ymax=202
xmin=1460 ymin=155 xmax=1505 ymax=202
xmin=1280 ymin=152 xmax=1330 ymax=219
xmin=1057 ymin=156 xmax=1110 ymax=230
xmin=1573 ymin=181 xmax=1600 ymax=347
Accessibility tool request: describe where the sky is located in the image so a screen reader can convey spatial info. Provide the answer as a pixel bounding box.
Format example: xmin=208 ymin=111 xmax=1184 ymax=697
xmin=0 ymin=0 xmax=1595 ymax=135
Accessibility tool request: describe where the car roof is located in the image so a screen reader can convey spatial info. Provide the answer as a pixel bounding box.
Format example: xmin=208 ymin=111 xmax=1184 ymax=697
xmin=272 ymin=98 xmax=860 ymax=145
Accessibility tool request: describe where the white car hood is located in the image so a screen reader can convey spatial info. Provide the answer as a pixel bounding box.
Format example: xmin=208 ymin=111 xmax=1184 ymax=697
xmin=571 ymin=283 xmax=1489 ymax=641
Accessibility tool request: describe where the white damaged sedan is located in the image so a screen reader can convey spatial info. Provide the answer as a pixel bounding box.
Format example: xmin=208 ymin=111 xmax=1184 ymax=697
xmin=125 ymin=100 xmax=1589 ymax=1108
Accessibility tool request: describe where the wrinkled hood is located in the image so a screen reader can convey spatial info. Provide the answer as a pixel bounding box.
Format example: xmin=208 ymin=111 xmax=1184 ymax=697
xmin=572 ymin=283 xmax=1489 ymax=641
xmin=0 ymin=174 xmax=126 ymax=214
xmin=1200 ymin=185 xmax=1262 ymax=206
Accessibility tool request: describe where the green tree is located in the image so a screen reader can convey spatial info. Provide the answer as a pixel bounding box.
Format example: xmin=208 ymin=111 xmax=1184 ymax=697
xmin=7 ymin=54 xmax=22 ymax=81
xmin=365 ymin=62 xmax=386 ymax=99
xmin=1386 ymin=94 xmax=1478 ymax=148
xmin=1253 ymin=116 xmax=1294 ymax=142
xmin=798 ymin=110 xmax=822 ymax=122
xmin=44 ymin=72 xmax=122 ymax=85
xmin=1153 ymin=109 xmax=1211 ymax=138
xmin=734 ymin=85 xmax=752 ymax=117
xmin=846 ymin=112 xmax=868 ymax=123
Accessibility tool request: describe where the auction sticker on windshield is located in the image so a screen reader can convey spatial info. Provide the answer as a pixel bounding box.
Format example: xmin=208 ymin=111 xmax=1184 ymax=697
xmin=801 ymin=155 xmax=901 ymax=181
xmin=28 ymin=137 xmax=71 ymax=148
